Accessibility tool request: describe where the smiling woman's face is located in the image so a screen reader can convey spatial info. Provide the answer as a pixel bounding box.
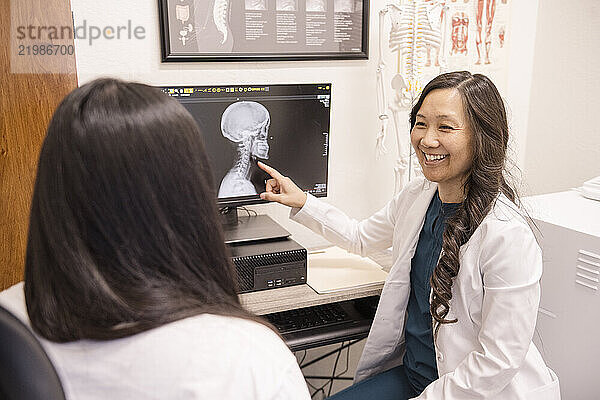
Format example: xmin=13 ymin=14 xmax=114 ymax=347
xmin=410 ymin=88 xmax=474 ymax=201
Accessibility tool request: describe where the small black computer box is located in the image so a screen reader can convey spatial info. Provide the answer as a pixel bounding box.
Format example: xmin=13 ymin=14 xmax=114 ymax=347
xmin=228 ymin=239 xmax=307 ymax=294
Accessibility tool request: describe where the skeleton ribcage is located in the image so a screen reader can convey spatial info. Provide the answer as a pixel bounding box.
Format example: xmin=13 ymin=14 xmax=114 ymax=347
xmin=388 ymin=2 xmax=443 ymax=95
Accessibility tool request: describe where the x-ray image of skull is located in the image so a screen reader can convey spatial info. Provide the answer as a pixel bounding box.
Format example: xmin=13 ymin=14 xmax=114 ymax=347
xmin=218 ymin=101 xmax=271 ymax=198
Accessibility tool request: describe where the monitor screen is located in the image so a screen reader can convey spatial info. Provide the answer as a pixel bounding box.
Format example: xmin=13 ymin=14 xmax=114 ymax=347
xmin=160 ymin=83 xmax=331 ymax=207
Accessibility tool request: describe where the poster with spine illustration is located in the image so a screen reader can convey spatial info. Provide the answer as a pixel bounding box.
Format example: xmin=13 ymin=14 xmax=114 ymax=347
xmin=159 ymin=0 xmax=369 ymax=61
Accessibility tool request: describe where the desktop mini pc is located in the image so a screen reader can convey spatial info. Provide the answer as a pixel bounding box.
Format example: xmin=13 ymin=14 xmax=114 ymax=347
xmin=228 ymin=239 xmax=307 ymax=293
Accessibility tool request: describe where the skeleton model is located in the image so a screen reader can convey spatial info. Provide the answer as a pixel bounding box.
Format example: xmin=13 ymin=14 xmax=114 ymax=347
xmin=219 ymin=102 xmax=271 ymax=198
xmin=475 ymin=0 xmax=496 ymax=64
xmin=376 ymin=0 xmax=448 ymax=193
xmin=193 ymin=0 xmax=233 ymax=52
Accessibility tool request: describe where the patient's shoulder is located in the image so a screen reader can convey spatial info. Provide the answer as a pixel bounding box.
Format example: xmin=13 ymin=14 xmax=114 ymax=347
xmin=0 ymin=282 xmax=29 ymax=325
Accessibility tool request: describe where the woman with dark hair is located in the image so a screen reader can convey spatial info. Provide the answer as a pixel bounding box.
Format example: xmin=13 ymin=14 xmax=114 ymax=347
xmin=258 ymin=71 xmax=560 ymax=399
xmin=0 ymin=78 xmax=310 ymax=399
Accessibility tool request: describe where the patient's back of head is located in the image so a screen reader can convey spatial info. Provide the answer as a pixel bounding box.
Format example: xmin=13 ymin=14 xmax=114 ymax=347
xmin=4 ymin=78 xmax=310 ymax=399
xmin=26 ymin=78 xmax=247 ymax=341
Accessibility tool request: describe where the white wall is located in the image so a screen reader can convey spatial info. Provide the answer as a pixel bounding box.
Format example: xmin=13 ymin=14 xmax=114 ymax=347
xmin=523 ymin=0 xmax=600 ymax=195
xmin=70 ymin=0 xmax=539 ymax=226
xmin=505 ymin=0 xmax=540 ymax=182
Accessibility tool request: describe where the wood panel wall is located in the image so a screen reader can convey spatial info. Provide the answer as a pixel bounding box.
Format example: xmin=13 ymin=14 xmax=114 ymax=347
xmin=1 ymin=0 xmax=77 ymax=290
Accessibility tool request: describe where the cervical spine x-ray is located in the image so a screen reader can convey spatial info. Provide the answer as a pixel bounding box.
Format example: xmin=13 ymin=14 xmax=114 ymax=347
xmin=219 ymin=101 xmax=271 ymax=198
xmin=161 ymin=84 xmax=331 ymax=202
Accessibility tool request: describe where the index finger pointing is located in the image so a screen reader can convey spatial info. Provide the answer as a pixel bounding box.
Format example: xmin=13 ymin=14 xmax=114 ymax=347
xmin=257 ymin=161 xmax=284 ymax=179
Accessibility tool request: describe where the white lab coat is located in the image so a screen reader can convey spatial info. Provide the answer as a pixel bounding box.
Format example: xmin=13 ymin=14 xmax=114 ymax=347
xmin=291 ymin=177 xmax=560 ymax=400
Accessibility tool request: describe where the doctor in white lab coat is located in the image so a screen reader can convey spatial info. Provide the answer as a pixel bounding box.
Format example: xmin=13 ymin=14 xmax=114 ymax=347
xmin=259 ymin=71 xmax=561 ymax=400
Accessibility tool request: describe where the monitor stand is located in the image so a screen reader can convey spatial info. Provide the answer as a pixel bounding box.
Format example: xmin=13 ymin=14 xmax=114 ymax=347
xmin=221 ymin=207 xmax=291 ymax=244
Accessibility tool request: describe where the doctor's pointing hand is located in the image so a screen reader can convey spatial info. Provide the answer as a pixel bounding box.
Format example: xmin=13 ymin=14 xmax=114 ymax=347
xmin=258 ymin=161 xmax=307 ymax=209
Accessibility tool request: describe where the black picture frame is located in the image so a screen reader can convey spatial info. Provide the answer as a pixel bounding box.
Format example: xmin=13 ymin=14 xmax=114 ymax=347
xmin=158 ymin=0 xmax=369 ymax=62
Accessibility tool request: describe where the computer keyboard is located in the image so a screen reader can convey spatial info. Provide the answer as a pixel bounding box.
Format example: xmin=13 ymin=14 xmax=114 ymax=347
xmin=264 ymin=297 xmax=379 ymax=351
xmin=266 ymin=302 xmax=352 ymax=333
xmin=263 ymin=296 xmax=379 ymax=351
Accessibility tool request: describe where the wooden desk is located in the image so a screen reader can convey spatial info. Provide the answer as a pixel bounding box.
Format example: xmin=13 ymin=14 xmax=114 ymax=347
xmin=240 ymin=280 xmax=384 ymax=315
xmin=239 ymin=247 xmax=391 ymax=351
xmin=240 ymin=247 xmax=391 ymax=315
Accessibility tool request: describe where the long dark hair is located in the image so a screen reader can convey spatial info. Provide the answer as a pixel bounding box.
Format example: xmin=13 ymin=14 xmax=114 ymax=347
xmin=410 ymin=71 xmax=517 ymax=337
xmin=25 ymin=78 xmax=262 ymax=342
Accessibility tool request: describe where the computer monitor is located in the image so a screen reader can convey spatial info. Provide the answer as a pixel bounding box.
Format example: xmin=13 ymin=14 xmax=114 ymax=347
xmin=159 ymin=83 xmax=331 ymax=242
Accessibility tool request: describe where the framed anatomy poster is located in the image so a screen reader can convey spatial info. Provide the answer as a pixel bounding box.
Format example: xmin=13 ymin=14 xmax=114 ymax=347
xmin=158 ymin=0 xmax=369 ymax=61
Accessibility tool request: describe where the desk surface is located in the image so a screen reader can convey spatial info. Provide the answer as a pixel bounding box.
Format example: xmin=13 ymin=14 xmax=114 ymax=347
xmin=523 ymin=190 xmax=600 ymax=237
xmin=240 ymin=248 xmax=391 ymax=315
xmin=237 ymin=235 xmax=391 ymax=350
xmin=240 ymin=280 xmax=384 ymax=315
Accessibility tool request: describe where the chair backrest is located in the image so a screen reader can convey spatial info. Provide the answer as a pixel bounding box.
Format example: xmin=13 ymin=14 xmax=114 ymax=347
xmin=0 ymin=305 xmax=66 ymax=400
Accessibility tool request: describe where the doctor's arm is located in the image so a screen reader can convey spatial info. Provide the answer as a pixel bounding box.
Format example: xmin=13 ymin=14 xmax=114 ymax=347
xmin=258 ymin=162 xmax=398 ymax=256
xmin=416 ymin=222 xmax=543 ymax=400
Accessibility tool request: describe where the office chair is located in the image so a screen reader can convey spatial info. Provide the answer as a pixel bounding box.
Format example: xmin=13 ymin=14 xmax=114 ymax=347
xmin=0 ymin=304 xmax=66 ymax=400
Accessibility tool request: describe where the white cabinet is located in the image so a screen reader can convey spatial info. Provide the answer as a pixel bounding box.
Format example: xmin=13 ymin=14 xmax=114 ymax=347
xmin=523 ymin=190 xmax=600 ymax=400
